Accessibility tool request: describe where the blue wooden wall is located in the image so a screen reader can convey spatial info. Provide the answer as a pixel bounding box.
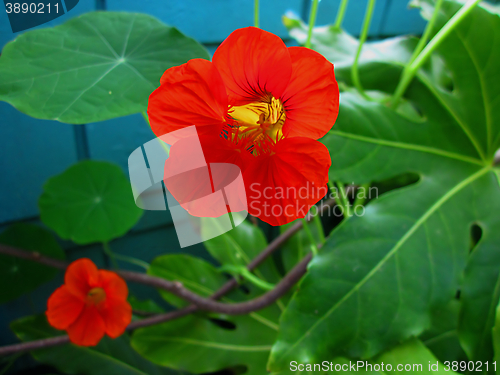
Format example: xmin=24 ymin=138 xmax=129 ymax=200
xmin=0 ymin=0 xmax=426 ymax=349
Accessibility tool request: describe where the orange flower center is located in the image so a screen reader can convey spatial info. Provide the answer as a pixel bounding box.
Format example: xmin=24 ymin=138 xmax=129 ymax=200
xmin=228 ymin=95 xmax=285 ymax=154
xmin=86 ymin=287 xmax=106 ymax=305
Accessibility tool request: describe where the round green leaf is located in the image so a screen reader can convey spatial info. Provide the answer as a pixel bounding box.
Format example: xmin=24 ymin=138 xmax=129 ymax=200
xmin=0 ymin=12 xmax=209 ymax=124
xmin=0 ymin=223 xmax=65 ymax=303
xmin=39 ymin=160 xmax=142 ymax=244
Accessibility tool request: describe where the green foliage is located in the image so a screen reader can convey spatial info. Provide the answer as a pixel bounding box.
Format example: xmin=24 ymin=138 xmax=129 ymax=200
xmin=373 ymin=339 xmax=458 ymax=374
xmin=133 ymin=254 xmax=280 ymax=375
xmin=269 ymin=1 xmax=500 ymax=373
xmin=2 ymin=1 xmax=500 ymax=375
xmin=0 ymin=223 xmax=65 ymax=303
xmin=129 ymin=296 xmax=165 ymax=314
xmin=39 ymin=160 xmax=142 ymax=244
xmin=202 ymin=218 xmax=282 ymax=284
xmin=10 ymin=315 xmax=178 ymax=375
xmin=419 ymin=300 xmax=467 ymax=364
xmin=279 ymin=218 xmax=324 ymax=273
xmin=0 ymin=12 xmax=209 ymax=124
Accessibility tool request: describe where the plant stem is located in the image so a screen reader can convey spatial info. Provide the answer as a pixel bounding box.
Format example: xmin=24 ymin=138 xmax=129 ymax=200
xmin=353 ymin=183 xmax=370 ymax=208
xmin=313 ymin=213 xmax=325 ymax=243
xmin=409 ymin=0 xmax=444 ymax=66
xmin=334 ymin=0 xmax=349 ymax=29
xmin=102 ymin=242 xmax=119 ymax=269
xmin=305 ymin=0 xmax=320 ymax=48
xmin=351 ymin=0 xmax=376 ymax=101
xmin=336 ymin=181 xmax=353 ymax=218
xmin=254 ymin=0 xmax=259 ymax=28
xmin=301 ymin=217 xmax=319 ymax=255
xmin=390 ymin=0 xmax=481 ymax=109
xmin=219 ymin=265 xmax=275 ymax=291
xmin=390 ymin=0 xmax=443 ymax=110
xmin=103 ymin=242 xmax=150 ymax=270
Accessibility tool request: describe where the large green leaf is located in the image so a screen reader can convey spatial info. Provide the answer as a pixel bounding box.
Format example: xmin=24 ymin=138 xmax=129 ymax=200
xmin=39 ymin=160 xmax=142 ymax=244
xmin=133 ymin=254 xmax=279 ymax=375
xmin=0 ymin=223 xmax=65 ymax=303
xmin=0 ymin=12 xmax=209 ymax=124
xmin=10 ymin=315 xmax=177 ymax=375
xmin=268 ymin=1 xmax=500 ymax=372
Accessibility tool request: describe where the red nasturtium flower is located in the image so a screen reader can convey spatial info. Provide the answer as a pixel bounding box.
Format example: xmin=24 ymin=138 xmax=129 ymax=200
xmin=149 ymin=27 xmax=339 ymax=226
xmin=46 ymin=259 xmax=132 ymax=346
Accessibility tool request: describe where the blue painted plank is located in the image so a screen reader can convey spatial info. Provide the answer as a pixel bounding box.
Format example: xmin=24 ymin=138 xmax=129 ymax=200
xmin=86 ymin=113 xmax=154 ymax=172
xmin=0 ymin=0 xmax=96 ymax=49
xmin=0 ymin=102 xmax=79 ymax=223
xmin=106 ymin=0 xmax=304 ymax=43
xmin=0 ymin=1 xmax=96 ymax=224
xmin=380 ymin=0 xmax=427 ymax=36
xmin=86 ymin=114 xmax=176 ymax=227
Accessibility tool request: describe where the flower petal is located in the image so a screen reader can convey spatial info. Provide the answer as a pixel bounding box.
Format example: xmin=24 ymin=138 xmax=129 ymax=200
xmin=101 ymin=299 xmax=132 ymax=339
xmin=148 ymin=58 xmax=228 ymax=138
xmin=244 ymin=137 xmax=331 ymax=226
xmin=164 ymin=134 xmax=249 ymax=217
xmin=281 ymin=47 xmax=339 ymax=139
xmin=98 ymin=270 xmax=128 ymax=301
xmin=212 ymin=27 xmax=292 ymax=105
xmin=46 ymin=285 xmax=85 ymax=330
xmin=66 ymin=305 xmax=106 ymax=346
xmin=65 ymin=258 xmax=99 ymax=299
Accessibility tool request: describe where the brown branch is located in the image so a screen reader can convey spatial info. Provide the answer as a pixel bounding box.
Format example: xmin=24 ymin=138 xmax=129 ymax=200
xmin=0 ymin=198 xmax=335 ymax=356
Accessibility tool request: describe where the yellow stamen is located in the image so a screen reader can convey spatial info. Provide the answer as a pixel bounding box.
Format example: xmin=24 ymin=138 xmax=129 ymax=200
xmin=87 ymin=287 xmax=106 ymax=305
xmin=229 ymin=96 xmax=285 ymax=145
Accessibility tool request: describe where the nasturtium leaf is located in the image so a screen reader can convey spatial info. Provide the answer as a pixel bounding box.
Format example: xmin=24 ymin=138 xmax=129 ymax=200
xmin=39 ymin=160 xmax=142 ymax=244
xmin=0 ymin=12 xmax=209 ymax=124
xmin=0 ymin=223 xmax=65 ymax=303
xmin=134 ymin=254 xmax=280 ymax=375
xmin=268 ymin=1 xmax=500 ymax=372
xmin=10 ymin=315 xmax=176 ymax=375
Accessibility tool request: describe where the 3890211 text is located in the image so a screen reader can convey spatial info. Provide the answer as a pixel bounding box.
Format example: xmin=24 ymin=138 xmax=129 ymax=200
xmin=443 ymin=361 xmax=496 ymax=372
xmin=5 ymin=2 xmax=60 ymax=14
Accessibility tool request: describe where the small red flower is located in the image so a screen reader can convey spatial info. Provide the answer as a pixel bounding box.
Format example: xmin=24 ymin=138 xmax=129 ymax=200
xmin=46 ymin=258 xmax=132 ymax=346
xmin=149 ymin=27 xmax=339 ymax=226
